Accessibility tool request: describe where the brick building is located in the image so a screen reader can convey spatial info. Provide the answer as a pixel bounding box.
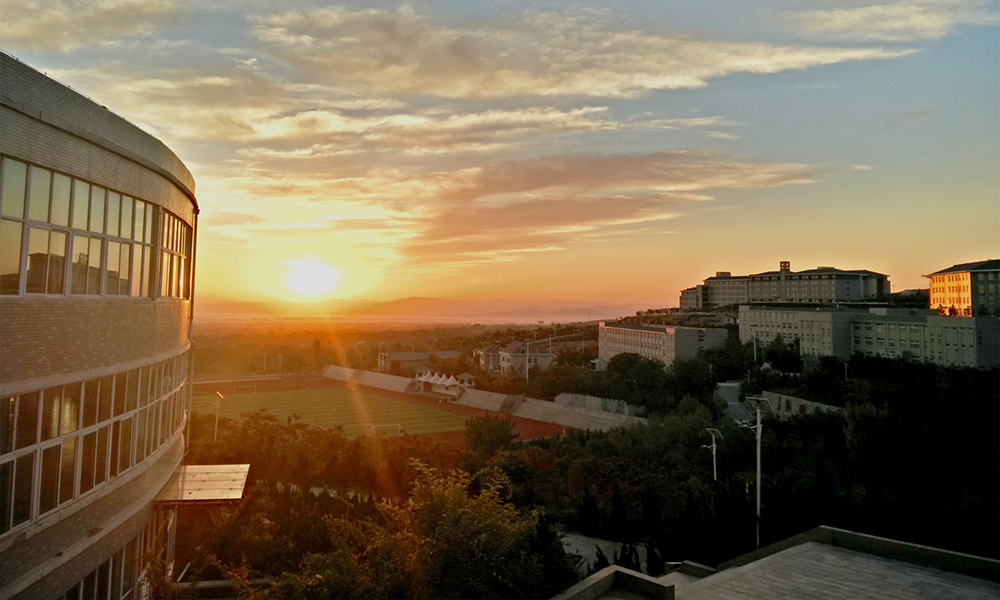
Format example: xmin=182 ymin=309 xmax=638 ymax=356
xmin=1 ymin=53 xmax=198 ymax=599
xmin=597 ymin=322 xmax=728 ymax=368
xmin=924 ymin=259 xmax=1000 ymax=316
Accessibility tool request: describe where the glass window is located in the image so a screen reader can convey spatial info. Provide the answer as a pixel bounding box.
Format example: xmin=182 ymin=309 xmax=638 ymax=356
xmin=0 ymin=461 xmax=11 ymax=534
xmin=107 ymin=192 xmax=120 ymax=237
xmin=112 ymin=549 xmax=123 ymax=600
xmin=61 ymin=383 xmax=80 ymax=435
xmin=119 ymin=416 xmax=133 ymax=473
xmin=39 ymin=444 xmax=60 ymax=514
xmin=13 ymin=452 xmax=33 ymax=526
xmin=71 ymin=235 xmax=89 ymax=295
xmin=109 ymin=420 xmax=121 ymax=478
xmin=0 ymin=220 xmax=22 ymax=295
xmin=1 ymin=159 xmax=27 ymax=218
xmin=0 ymin=397 xmax=12 ymax=455
xmin=106 ymin=241 xmax=120 ymax=296
xmin=27 ymin=166 xmax=51 ymax=222
xmin=47 ymin=231 xmax=66 ymax=294
xmin=51 ymin=173 xmax=71 ymax=227
xmin=98 ymin=376 xmax=113 ymax=422
xmin=95 ymin=426 xmax=108 ymax=486
xmin=72 ymin=180 xmax=90 ymax=229
xmin=88 ymin=237 xmax=102 ymax=295
xmin=120 ymin=197 xmax=133 ymax=239
xmin=41 ymin=387 xmax=60 ymax=441
xmin=89 ymin=186 xmax=105 ymax=233
xmin=131 ymin=245 xmax=142 ymax=297
xmin=136 ymin=409 xmax=146 ymax=461
xmin=145 ymin=246 xmax=155 ymax=297
xmin=126 ymin=369 xmax=138 ymax=413
xmin=14 ymin=392 xmax=39 ymax=450
xmin=60 ymin=437 xmax=76 ymax=505
xmin=81 ymin=431 xmax=97 ymax=494
xmin=25 ymin=227 xmax=49 ymax=294
xmin=96 ymin=558 xmax=111 ymax=600
xmin=133 ymin=201 xmax=144 ymax=242
xmin=119 ymin=243 xmax=131 ymax=296
xmin=114 ymin=373 xmax=127 ymax=417
xmin=144 ymin=206 xmax=152 ymax=244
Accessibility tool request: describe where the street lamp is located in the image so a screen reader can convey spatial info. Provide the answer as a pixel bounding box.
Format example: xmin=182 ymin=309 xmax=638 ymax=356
xmin=702 ymin=428 xmax=724 ymax=481
xmin=742 ymin=395 xmax=774 ymax=548
xmin=214 ymin=391 xmax=224 ymax=442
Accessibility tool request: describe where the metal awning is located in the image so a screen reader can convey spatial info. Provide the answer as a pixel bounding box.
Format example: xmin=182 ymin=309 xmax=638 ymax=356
xmin=155 ymin=464 xmax=250 ymax=507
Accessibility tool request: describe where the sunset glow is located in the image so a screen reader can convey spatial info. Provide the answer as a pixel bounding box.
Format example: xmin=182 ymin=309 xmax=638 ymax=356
xmin=284 ymin=260 xmax=343 ymax=298
xmin=3 ymin=1 xmax=995 ymax=307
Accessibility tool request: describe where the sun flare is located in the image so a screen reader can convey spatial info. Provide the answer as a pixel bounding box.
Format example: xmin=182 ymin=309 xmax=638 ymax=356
xmin=284 ymin=260 xmax=343 ymax=297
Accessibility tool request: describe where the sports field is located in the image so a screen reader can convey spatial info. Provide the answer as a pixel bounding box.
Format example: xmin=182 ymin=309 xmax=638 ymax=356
xmin=191 ymin=387 xmax=467 ymax=438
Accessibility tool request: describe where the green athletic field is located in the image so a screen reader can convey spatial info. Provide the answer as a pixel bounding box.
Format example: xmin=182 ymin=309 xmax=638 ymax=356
xmin=191 ymin=387 xmax=467 ymax=438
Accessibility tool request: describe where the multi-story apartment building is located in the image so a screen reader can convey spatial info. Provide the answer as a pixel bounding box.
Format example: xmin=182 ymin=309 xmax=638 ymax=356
xmin=924 ymin=259 xmax=999 ymax=316
xmin=747 ymin=261 xmax=889 ymax=304
xmin=679 ymin=272 xmax=749 ymax=309
xmin=0 ymin=53 xmax=198 ymax=599
xmin=739 ymin=305 xmax=1000 ymax=369
xmin=598 ymin=321 xmax=728 ymax=368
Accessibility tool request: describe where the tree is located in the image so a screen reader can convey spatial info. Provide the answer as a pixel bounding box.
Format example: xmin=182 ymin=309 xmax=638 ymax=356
xmin=267 ymin=465 xmax=563 ymax=599
xmin=464 ymin=415 xmax=518 ymax=471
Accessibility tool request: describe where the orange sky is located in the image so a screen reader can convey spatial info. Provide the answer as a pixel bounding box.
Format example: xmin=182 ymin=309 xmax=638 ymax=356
xmin=5 ymin=2 xmax=997 ymax=306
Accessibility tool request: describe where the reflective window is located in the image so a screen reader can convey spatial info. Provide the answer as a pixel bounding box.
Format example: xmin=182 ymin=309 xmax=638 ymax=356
xmin=39 ymin=444 xmax=60 ymax=514
xmin=72 ymin=181 xmax=90 ymax=229
xmin=88 ymin=237 xmax=102 ymax=295
xmin=25 ymin=227 xmax=49 ymax=293
xmin=27 ymin=166 xmax=51 ymax=221
xmin=51 ymin=173 xmax=71 ymax=226
xmin=1 ymin=158 xmax=26 ymax=218
xmin=0 ymin=220 xmax=23 ymax=294
xmin=89 ymin=186 xmax=106 ymax=233
xmin=120 ymin=196 xmax=133 ymax=239
xmin=48 ymin=231 xmax=67 ymax=294
xmin=13 ymin=453 xmax=33 ymax=526
xmin=60 ymin=438 xmax=76 ymax=504
xmin=107 ymin=241 xmax=121 ymax=295
xmin=15 ymin=392 xmax=39 ymax=450
xmin=71 ymin=235 xmax=89 ymax=295
xmin=107 ymin=192 xmax=121 ymax=237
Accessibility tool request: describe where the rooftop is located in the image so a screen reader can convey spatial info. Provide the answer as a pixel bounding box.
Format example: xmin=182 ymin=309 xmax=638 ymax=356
xmin=925 ymin=259 xmax=1000 ymax=277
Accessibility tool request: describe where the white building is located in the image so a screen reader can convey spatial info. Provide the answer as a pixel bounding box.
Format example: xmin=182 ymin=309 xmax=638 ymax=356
xmin=598 ymin=322 xmax=728 ymax=367
xmin=739 ymin=305 xmax=1000 ymax=369
xmin=499 ymin=341 xmax=556 ymax=376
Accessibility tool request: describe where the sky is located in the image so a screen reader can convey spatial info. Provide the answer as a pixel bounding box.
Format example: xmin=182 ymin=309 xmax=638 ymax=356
xmin=3 ymin=0 xmax=998 ymax=306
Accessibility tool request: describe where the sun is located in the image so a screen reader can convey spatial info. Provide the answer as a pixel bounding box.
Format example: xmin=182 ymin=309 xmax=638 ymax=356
xmin=284 ymin=259 xmax=343 ymax=298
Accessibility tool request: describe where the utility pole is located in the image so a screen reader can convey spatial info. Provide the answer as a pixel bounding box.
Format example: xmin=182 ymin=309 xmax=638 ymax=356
xmin=277 ymin=354 xmax=284 ymax=375
xmin=744 ymin=396 xmax=768 ymax=548
xmin=703 ymin=428 xmax=724 ymax=481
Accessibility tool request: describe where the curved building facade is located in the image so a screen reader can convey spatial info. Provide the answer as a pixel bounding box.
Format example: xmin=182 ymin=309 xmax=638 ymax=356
xmin=0 ymin=52 xmax=198 ymax=599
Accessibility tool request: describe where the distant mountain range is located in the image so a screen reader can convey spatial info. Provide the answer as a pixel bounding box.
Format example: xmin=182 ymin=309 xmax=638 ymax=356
xmin=194 ymin=296 xmax=655 ymax=324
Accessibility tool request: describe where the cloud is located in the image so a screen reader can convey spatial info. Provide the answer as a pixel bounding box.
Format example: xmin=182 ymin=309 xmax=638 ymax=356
xmin=783 ymin=0 xmax=999 ymax=42
xmin=0 ymin=0 xmax=188 ymax=52
xmin=249 ymin=6 xmax=913 ymax=98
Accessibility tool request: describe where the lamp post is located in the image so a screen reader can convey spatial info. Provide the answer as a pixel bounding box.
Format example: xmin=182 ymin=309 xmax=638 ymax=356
xmin=214 ymin=391 xmax=224 ymax=442
xmin=743 ymin=395 xmax=773 ymax=548
xmin=702 ymin=428 xmax=724 ymax=481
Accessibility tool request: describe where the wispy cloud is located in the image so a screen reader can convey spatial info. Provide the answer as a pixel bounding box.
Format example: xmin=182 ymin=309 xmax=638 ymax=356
xmin=783 ymin=0 xmax=998 ymax=42
xmin=0 ymin=0 xmax=189 ymax=52
xmin=249 ymin=6 xmax=913 ymax=98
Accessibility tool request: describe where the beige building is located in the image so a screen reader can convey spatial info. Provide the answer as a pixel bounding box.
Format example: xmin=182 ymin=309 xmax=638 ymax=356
xmin=739 ymin=305 xmax=1000 ymax=369
xmin=924 ymin=259 xmax=999 ymax=316
xmin=747 ymin=261 xmax=889 ymax=304
xmin=598 ymin=322 xmax=728 ymax=367
xmin=679 ymin=272 xmax=749 ymax=309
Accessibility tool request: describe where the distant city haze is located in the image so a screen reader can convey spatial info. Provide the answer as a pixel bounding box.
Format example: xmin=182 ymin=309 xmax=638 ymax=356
xmin=4 ymin=1 xmax=997 ymax=306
